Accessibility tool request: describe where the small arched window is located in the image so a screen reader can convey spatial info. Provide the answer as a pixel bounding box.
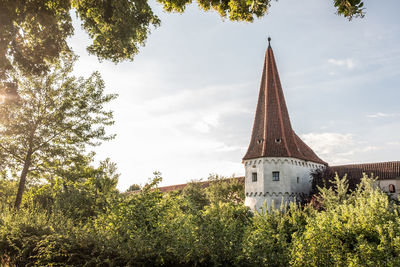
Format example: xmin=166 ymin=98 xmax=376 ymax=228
xmin=252 ymin=172 xmax=257 ymax=182
xmin=389 ymin=184 xmax=396 ymax=193
xmin=272 ymin=171 xmax=280 ymax=181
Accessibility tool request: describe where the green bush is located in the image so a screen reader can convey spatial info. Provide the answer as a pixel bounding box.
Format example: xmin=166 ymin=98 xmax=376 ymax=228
xmin=291 ymin=175 xmax=400 ymax=266
xmin=2 ymin=174 xmax=400 ymax=266
xmin=242 ymin=203 xmax=311 ymax=266
xmin=0 ymin=209 xmax=54 ymax=266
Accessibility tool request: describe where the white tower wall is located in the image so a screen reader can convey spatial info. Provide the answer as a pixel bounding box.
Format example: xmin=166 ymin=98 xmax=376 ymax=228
xmin=244 ymin=157 xmax=325 ymax=211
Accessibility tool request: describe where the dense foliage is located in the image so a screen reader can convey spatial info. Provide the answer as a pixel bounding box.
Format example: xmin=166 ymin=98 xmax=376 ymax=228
xmin=0 ymin=55 xmax=117 ymax=209
xmin=2 ymin=173 xmax=400 ymax=266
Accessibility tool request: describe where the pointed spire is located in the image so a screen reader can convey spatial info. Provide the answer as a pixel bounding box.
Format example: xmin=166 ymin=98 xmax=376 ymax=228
xmin=243 ymin=41 xmax=326 ymax=165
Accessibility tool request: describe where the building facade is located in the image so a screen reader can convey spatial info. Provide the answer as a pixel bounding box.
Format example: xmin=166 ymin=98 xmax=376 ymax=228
xmin=243 ymin=39 xmax=400 ymax=211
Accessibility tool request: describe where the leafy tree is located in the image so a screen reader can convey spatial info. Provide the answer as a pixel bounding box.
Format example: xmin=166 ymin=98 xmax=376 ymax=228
xmin=205 ymin=174 xmax=245 ymax=205
xmin=126 ymin=183 xmax=142 ymax=192
xmin=0 ymin=0 xmax=159 ymax=82
xmin=291 ymin=174 xmax=400 ymax=266
xmin=0 ymin=0 xmax=365 ymax=86
xmin=334 ymin=0 xmax=365 ymax=20
xmin=167 ymin=175 xmax=250 ymax=265
xmin=0 ymin=208 xmax=55 ymax=266
xmin=191 ymin=202 xmax=252 ymax=265
xmin=173 ymin=175 xmax=244 ymax=213
xmin=0 ymin=179 xmax=18 ymax=209
xmin=24 ymin=158 xmax=120 ymax=221
xmin=98 ymin=172 xmax=175 ymax=265
xmin=181 ymin=180 xmax=209 ymax=211
xmin=0 ymin=55 xmax=117 ymax=209
xmin=242 ymin=202 xmax=312 ymax=266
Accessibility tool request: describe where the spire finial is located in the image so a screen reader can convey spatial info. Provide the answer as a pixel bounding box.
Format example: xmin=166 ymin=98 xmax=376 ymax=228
xmin=267 ymin=36 xmax=271 ymax=48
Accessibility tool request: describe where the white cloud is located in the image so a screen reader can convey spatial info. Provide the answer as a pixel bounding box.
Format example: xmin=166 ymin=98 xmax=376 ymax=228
xmin=328 ymin=58 xmax=355 ymax=69
xmin=301 ymin=132 xmax=355 ymax=164
xmin=301 ymin=132 xmax=354 ymax=154
xmin=300 ymin=133 xmax=384 ymax=166
xmin=387 ymin=141 xmax=400 ymax=146
xmin=194 ymin=114 xmax=220 ymax=133
xmin=366 ymin=112 xmax=400 ymax=118
xmin=360 ymin=146 xmax=381 ymax=152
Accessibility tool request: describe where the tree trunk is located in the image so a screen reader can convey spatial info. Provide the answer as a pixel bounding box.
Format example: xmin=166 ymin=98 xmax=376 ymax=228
xmin=14 ymin=147 xmax=33 ymax=210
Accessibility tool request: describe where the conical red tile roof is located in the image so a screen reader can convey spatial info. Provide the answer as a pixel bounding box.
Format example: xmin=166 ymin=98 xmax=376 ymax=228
xmin=243 ymin=41 xmax=326 ymax=165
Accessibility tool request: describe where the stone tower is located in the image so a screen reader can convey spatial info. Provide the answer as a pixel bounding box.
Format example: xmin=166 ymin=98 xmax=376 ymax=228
xmin=243 ymin=38 xmax=327 ymax=211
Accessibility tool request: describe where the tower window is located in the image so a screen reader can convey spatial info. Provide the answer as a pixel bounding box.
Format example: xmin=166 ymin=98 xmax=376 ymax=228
xmin=252 ymin=172 xmax=257 ymax=182
xmin=297 ymin=177 xmax=300 ymax=183
xmin=389 ymin=184 xmax=396 ymax=193
xmin=275 ymin=138 xmax=281 ymax=143
xmin=272 ymin=171 xmax=280 ymax=181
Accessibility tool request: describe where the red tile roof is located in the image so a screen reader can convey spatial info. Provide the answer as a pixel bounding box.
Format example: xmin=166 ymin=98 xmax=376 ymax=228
xmin=243 ymin=43 xmax=326 ymax=165
xmin=330 ymin=161 xmax=400 ymax=180
xmin=140 ymin=161 xmax=400 ymax=194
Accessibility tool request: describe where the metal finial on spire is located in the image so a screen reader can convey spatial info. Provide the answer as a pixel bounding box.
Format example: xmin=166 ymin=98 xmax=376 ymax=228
xmin=268 ymin=36 xmax=271 ymax=48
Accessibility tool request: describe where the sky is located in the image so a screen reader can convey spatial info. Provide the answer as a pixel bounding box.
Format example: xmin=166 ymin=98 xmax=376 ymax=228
xmin=68 ymin=0 xmax=400 ymax=190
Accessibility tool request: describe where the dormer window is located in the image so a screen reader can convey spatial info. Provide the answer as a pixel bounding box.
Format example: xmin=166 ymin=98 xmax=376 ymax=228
xmin=257 ymin=139 xmax=264 ymax=144
xmin=272 ymin=171 xmax=280 ymax=181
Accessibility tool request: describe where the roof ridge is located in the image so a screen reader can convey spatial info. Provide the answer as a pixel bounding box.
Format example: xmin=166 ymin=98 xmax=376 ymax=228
xmin=331 ymin=161 xmax=400 ymax=167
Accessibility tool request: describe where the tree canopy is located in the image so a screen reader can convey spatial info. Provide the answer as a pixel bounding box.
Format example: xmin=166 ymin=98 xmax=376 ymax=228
xmin=126 ymin=183 xmax=142 ymax=192
xmin=0 ymin=0 xmax=365 ymax=86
